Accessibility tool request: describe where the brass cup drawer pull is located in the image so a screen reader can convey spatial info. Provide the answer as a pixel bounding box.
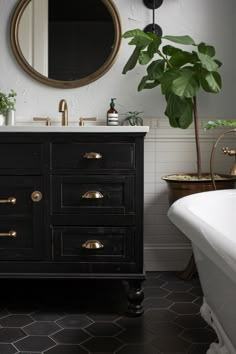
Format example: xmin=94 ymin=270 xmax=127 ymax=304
xmin=0 ymin=230 xmax=17 ymax=238
xmin=82 ymin=240 xmax=104 ymax=249
xmin=83 ymin=152 xmax=102 ymax=159
xmin=82 ymin=191 xmax=104 ymax=199
xmin=31 ymin=191 xmax=43 ymax=202
xmin=0 ymin=197 xmax=16 ymax=205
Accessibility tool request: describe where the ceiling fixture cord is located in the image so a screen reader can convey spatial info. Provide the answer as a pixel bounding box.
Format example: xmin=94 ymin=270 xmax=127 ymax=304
xmin=143 ymin=0 xmax=163 ymax=36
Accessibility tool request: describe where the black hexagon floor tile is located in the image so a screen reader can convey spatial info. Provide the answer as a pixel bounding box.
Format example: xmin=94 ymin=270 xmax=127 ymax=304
xmin=174 ymin=314 xmax=208 ymax=329
xmin=180 ymin=328 xmax=217 ymax=343
xmin=87 ymin=312 xmax=121 ymax=322
xmin=0 ymin=314 xmax=34 ymax=327
xmin=0 ymin=328 xmax=26 ymax=343
xmin=145 ymin=287 xmax=170 ymax=298
xmin=31 ymin=310 xmax=64 ymax=321
xmin=170 ymin=302 xmax=200 ymax=315
xmin=0 ymin=343 xmax=17 ymax=354
xmin=86 ymin=322 xmax=123 ymax=336
xmin=14 ymin=335 xmax=56 ymax=352
xmin=52 ymin=328 xmax=91 ymax=344
xmin=143 ymin=297 xmax=173 ymax=310
xmin=144 ymin=308 xmax=177 ymax=322
xmin=82 ymin=337 xmax=123 ymax=352
xmin=56 ymin=314 xmax=92 ymax=329
xmin=0 ymin=273 xmax=217 ymax=353
xmin=188 ymin=286 xmax=203 ymax=297
xmin=0 ymin=309 xmax=9 ymax=319
xmin=145 ymin=321 xmax=183 ymax=337
xmin=152 ymin=335 xmax=191 ymax=352
xmin=24 ymin=321 xmax=61 ymax=335
xmin=144 ymin=277 xmax=166 ymax=288
xmin=163 ymin=282 xmax=193 ymax=292
xmin=44 ymin=344 xmax=89 ymax=354
xmin=117 ymin=327 xmax=156 ymax=344
xmin=187 ymin=343 xmax=211 ymax=353
xmin=166 ymin=292 xmax=197 ymax=302
xmin=116 ymin=343 xmax=161 ymax=354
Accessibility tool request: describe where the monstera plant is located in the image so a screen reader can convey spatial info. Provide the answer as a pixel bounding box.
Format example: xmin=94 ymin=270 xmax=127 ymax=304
xmin=122 ymin=29 xmax=222 ymax=179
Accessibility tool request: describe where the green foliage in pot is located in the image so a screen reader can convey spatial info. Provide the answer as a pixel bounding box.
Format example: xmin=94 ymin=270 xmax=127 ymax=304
xmin=205 ymin=119 xmax=236 ymax=130
xmin=122 ymin=29 xmax=222 ymax=178
xmin=123 ymin=111 xmax=143 ymax=126
xmin=0 ymin=90 xmax=17 ymax=115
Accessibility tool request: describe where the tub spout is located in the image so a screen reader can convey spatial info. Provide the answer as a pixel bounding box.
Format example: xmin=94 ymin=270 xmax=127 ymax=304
xmin=59 ymin=99 xmax=68 ymax=126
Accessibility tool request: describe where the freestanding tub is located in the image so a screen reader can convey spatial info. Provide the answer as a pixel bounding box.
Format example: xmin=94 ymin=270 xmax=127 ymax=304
xmin=168 ymin=189 xmax=236 ymax=354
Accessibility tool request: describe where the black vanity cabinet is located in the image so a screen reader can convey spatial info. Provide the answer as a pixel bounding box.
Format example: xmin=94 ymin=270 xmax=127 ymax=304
xmin=0 ymin=132 xmax=146 ymax=316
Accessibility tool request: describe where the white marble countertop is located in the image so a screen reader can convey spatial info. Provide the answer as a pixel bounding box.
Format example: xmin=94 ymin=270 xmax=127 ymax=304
xmin=0 ymin=126 xmax=149 ymax=133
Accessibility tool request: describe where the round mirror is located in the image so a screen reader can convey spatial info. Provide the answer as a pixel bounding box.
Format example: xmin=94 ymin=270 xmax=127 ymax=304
xmin=10 ymin=0 xmax=121 ymax=88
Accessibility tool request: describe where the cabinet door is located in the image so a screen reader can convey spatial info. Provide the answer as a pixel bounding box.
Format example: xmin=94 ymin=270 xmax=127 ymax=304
xmin=0 ymin=176 xmax=44 ymax=260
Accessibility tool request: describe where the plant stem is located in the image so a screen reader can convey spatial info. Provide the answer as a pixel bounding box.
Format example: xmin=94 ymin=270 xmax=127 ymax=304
xmin=193 ymin=96 xmax=201 ymax=178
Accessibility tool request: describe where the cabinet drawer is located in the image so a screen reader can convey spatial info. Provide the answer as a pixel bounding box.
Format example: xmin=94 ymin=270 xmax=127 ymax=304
xmin=51 ymin=175 xmax=135 ymax=214
xmin=51 ymin=142 xmax=135 ymax=170
xmin=52 ymin=227 xmax=135 ymax=263
xmin=0 ymin=143 xmax=42 ymax=170
xmin=0 ymin=219 xmax=43 ymax=260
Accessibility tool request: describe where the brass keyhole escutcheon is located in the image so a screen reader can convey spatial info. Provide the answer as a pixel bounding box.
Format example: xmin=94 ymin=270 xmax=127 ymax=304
xmin=31 ymin=191 xmax=43 ymax=202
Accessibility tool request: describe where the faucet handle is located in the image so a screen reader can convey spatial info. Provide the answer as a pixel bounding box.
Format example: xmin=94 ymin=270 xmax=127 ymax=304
xmin=222 ymin=147 xmax=236 ymax=156
xmin=33 ymin=117 xmax=51 ymax=126
xmin=79 ymin=117 xmax=96 ymax=126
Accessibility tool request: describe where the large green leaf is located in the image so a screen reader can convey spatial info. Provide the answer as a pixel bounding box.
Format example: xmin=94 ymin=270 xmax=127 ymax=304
xmin=147 ymin=60 xmax=165 ymax=80
xmin=122 ymin=47 xmax=142 ymax=74
xmin=200 ymin=70 xmax=222 ymax=93
xmin=139 ymin=51 xmax=152 ymax=65
xmin=197 ymin=52 xmax=219 ymax=71
xmin=122 ymin=29 xmax=152 ymax=48
xmin=147 ymin=36 xmax=162 ymax=57
xmin=198 ymin=42 xmax=215 ymax=57
xmin=162 ymin=45 xmax=182 ymax=56
xmin=169 ymin=51 xmax=197 ymax=68
xmin=160 ymin=69 xmax=180 ymax=95
xmin=163 ymin=35 xmax=196 ymax=45
xmin=165 ymin=93 xmax=193 ymax=128
xmin=172 ymin=68 xmax=200 ymax=98
xmin=122 ymin=29 xmax=151 ymax=40
xmin=138 ymin=76 xmax=160 ymax=91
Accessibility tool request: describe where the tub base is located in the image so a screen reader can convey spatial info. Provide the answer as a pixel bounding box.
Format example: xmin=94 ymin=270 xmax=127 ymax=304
xmin=201 ymin=298 xmax=236 ymax=354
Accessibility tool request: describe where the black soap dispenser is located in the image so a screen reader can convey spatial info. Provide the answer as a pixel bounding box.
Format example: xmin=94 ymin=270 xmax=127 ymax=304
xmin=107 ymin=98 xmax=119 ymax=126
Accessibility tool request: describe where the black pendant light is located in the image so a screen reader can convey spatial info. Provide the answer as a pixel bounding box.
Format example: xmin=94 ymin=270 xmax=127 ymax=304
xmin=143 ymin=0 xmax=163 ymax=36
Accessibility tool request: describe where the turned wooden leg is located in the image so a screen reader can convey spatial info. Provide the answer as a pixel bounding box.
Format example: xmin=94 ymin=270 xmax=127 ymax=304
xmin=126 ymin=279 xmax=144 ymax=316
xmin=177 ymin=253 xmax=197 ymax=280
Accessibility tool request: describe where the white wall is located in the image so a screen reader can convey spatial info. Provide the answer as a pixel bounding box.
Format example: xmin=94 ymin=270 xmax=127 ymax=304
xmin=1 ymin=0 xmax=235 ymax=270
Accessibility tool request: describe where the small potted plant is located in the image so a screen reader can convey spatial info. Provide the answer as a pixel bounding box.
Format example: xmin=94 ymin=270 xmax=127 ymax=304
xmin=123 ymin=111 xmax=143 ymax=126
xmin=0 ymin=90 xmax=17 ymax=125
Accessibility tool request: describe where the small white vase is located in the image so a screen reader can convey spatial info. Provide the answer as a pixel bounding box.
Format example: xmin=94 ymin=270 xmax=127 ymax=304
xmin=5 ymin=110 xmax=15 ymax=126
xmin=0 ymin=114 xmax=5 ymax=126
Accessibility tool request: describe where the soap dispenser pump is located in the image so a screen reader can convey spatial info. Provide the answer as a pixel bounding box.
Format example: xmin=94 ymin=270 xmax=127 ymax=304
xmin=107 ymin=98 xmax=119 ymax=126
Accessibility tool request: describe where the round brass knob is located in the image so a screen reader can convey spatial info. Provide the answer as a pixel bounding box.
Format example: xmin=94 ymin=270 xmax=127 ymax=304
xmin=82 ymin=240 xmax=104 ymax=249
xmin=31 ymin=191 xmax=43 ymax=202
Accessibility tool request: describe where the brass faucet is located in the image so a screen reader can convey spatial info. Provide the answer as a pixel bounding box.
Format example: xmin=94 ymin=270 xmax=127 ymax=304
xmin=222 ymin=147 xmax=236 ymax=156
xmin=59 ymin=99 xmax=68 ymax=126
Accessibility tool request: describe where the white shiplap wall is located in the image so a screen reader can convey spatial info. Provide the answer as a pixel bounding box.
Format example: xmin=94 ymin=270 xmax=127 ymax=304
xmin=143 ymin=118 xmax=236 ymax=270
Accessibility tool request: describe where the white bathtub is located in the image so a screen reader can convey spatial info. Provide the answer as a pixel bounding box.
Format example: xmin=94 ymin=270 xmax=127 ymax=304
xmin=168 ymin=189 xmax=236 ymax=354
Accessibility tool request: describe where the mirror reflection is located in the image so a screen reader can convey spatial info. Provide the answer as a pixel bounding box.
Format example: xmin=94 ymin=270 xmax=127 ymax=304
xmin=11 ymin=0 xmax=121 ymax=88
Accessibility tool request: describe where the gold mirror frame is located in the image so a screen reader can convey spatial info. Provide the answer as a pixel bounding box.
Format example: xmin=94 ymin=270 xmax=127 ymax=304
xmin=10 ymin=0 xmax=122 ymax=89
